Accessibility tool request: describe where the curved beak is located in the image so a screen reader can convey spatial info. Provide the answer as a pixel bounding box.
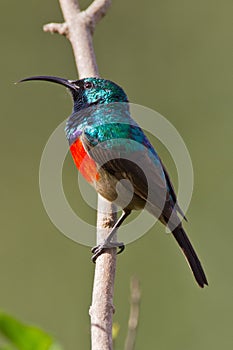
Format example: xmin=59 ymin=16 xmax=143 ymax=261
xmin=18 ymin=75 xmax=76 ymax=90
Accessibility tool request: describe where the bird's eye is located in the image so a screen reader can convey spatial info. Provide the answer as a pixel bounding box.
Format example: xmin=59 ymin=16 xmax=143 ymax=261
xmin=84 ymin=81 xmax=93 ymax=89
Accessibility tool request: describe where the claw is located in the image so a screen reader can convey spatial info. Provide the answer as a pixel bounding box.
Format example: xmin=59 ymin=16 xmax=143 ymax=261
xmin=91 ymin=247 xmax=107 ymax=263
xmin=91 ymin=241 xmax=125 ymax=263
xmin=117 ymin=244 xmax=125 ymax=254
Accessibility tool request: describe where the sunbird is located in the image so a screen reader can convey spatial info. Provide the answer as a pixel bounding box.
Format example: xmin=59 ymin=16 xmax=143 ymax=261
xmin=20 ymin=76 xmax=208 ymax=287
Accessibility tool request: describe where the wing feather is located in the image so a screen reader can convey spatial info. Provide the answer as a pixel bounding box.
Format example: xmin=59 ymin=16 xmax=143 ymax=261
xmin=81 ymin=123 xmax=173 ymax=218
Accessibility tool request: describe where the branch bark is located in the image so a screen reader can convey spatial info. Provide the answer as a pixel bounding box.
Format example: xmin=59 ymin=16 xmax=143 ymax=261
xmin=44 ymin=0 xmax=111 ymax=78
xmin=44 ymin=1 xmax=117 ymax=349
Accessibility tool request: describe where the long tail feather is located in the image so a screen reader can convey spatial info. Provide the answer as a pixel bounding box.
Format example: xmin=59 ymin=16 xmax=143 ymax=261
xmin=172 ymin=226 xmax=208 ymax=288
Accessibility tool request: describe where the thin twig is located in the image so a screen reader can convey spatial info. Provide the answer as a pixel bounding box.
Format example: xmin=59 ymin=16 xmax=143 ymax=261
xmin=84 ymin=0 xmax=112 ymax=32
xmin=44 ymin=1 xmax=117 ymax=349
xmin=43 ymin=22 xmax=68 ymax=36
xmin=124 ymin=277 xmax=141 ymax=350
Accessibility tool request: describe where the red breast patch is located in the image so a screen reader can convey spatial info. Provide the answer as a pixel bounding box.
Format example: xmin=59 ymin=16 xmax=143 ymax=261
xmin=70 ymin=138 xmax=100 ymax=183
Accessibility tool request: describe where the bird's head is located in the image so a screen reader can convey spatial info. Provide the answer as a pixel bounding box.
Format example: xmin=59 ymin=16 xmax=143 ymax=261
xmin=19 ymin=76 xmax=128 ymax=111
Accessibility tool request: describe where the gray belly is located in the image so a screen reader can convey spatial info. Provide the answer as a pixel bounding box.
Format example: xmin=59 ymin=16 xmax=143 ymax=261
xmin=94 ymin=168 xmax=146 ymax=211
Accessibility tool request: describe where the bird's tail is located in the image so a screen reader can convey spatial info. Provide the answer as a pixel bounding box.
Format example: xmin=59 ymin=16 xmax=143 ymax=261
xmin=172 ymin=226 xmax=208 ymax=288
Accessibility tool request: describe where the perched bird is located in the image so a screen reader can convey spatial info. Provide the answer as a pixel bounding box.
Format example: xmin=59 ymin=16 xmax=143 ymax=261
xmin=20 ymin=76 xmax=208 ymax=287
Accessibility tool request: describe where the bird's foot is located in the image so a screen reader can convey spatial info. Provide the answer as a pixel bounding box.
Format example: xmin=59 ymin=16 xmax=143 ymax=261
xmin=91 ymin=241 xmax=125 ymax=263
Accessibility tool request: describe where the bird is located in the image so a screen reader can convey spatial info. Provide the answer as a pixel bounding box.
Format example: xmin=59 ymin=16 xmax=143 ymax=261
xmin=19 ymin=75 xmax=208 ymax=288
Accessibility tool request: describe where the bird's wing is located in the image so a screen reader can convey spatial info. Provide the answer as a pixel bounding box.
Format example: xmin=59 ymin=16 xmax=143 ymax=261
xmin=81 ymin=123 xmax=176 ymax=218
xmin=159 ymin=158 xmax=187 ymax=221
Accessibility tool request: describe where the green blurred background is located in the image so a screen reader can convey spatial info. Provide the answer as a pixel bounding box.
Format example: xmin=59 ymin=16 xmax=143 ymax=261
xmin=1 ymin=0 xmax=232 ymax=349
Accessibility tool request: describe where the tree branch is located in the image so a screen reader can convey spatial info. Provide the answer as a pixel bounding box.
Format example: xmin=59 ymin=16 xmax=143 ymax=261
xmin=89 ymin=195 xmax=117 ymax=349
xmin=84 ymin=0 xmax=112 ymax=32
xmin=44 ymin=1 xmax=117 ymax=349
